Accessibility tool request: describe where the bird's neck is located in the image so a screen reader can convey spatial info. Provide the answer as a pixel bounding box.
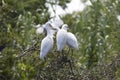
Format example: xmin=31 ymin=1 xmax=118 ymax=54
xmin=62 ymin=28 xmax=67 ymax=31
xmin=46 ymin=29 xmax=53 ymax=37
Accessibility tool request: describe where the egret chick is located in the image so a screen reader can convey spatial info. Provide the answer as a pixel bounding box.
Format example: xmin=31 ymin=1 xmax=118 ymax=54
xmin=56 ymin=24 xmax=68 ymax=52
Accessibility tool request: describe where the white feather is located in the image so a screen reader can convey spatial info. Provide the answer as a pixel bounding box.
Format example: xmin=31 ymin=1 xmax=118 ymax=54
xmin=56 ymin=24 xmax=68 ymax=52
xmin=40 ymin=35 xmax=53 ymax=58
xmin=66 ymin=32 xmax=78 ymax=49
xmin=40 ymin=22 xmax=55 ymax=59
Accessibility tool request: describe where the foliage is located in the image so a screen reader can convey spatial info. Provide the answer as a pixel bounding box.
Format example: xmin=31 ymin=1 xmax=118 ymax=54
xmin=0 ymin=0 xmax=120 ymax=80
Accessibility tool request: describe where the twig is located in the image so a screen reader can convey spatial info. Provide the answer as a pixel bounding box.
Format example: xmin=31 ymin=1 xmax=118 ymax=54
xmin=18 ymin=42 xmax=38 ymax=58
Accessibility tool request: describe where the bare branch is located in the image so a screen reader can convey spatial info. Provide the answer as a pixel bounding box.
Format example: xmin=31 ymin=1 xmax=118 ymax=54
xmin=18 ymin=41 xmax=38 ymax=58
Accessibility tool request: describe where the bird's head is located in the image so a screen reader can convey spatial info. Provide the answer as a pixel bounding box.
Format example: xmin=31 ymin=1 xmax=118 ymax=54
xmin=61 ymin=24 xmax=69 ymax=30
xmin=45 ymin=21 xmax=57 ymax=31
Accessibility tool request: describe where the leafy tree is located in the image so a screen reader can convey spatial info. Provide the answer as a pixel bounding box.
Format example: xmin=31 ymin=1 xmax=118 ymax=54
xmin=0 ymin=0 xmax=120 ymax=80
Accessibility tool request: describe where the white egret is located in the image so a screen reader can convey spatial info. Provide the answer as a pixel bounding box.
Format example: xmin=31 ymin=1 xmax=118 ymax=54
xmin=59 ymin=24 xmax=79 ymax=58
xmin=56 ymin=24 xmax=68 ymax=52
xmin=40 ymin=22 xmax=56 ymax=59
xmin=54 ymin=24 xmax=78 ymax=49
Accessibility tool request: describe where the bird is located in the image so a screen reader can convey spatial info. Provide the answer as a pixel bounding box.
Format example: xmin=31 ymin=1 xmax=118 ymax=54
xmin=40 ymin=22 xmax=56 ymax=59
xmin=60 ymin=24 xmax=78 ymax=56
xmin=55 ymin=24 xmax=78 ymax=49
xmin=56 ymin=24 xmax=68 ymax=52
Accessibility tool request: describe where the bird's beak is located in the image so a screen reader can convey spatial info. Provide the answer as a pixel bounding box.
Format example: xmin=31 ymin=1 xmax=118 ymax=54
xmin=67 ymin=27 xmax=69 ymax=29
xmin=66 ymin=26 xmax=69 ymax=30
xmin=49 ymin=24 xmax=57 ymax=30
xmin=52 ymin=27 xmax=57 ymax=30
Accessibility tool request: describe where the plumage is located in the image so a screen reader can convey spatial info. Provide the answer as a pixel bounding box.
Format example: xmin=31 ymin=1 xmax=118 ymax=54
xmin=66 ymin=32 xmax=78 ymax=49
xmin=40 ymin=22 xmax=55 ymax=59
xmin=40 ymin=34 xmax=53 ymax=58
xmin=58 ymin=24 xmax=78 ymax=50
xmin=56 ymin=24 xmax=68 ymax=52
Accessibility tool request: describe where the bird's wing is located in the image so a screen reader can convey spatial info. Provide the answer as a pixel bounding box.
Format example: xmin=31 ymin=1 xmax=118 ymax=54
xmin=57 ymin=30 xmax=67 ymax=44
xmin=56 ymin=30 xmax=67 ymax=51
xmin=67 ymin=32 xmax=77 ymax=41
xmin=40 ymin=37 xmax=53 ymax=58
xmin=67 ymin=32 xmax=78 ymax=49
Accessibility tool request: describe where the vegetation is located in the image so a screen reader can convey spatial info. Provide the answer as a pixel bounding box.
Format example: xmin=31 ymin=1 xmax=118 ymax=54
xmin=0 ymin=0 xmax=120 ymax=80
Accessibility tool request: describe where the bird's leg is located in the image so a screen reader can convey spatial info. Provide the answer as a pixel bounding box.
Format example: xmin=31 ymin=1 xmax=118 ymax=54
xmin=71 ymin=49 xmax=73 ymax=57
xmin=67 ymin=48 xmax=70 ymax=57
xmin=68 ymin=59 xmax=74 ymax=75
xmin=68 ymin=48 xmax=70 ymax=54
xmin=61 ymin=50 xmax=68 ymax=63
xmin=66 ymin=48 xmax=74 ymax=75
xmin=70 ymin=49 xmax=74 ymax=65
xmin=53 ymin=50 xmax=59 ymax=59
xmin=67 ymin=48 xmax=74 ymax=75
xmin=44 ymin=57 xmax=47 ymax=62
xmin=61 ymin=50 xmax=64 ymax=57
xmin=52 ymin=51 xmax=57 ymax=58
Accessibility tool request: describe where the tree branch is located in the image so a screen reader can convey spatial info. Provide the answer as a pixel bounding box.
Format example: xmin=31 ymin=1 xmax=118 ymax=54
xmin=18 ymin=41 xmax=38 ymax=58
